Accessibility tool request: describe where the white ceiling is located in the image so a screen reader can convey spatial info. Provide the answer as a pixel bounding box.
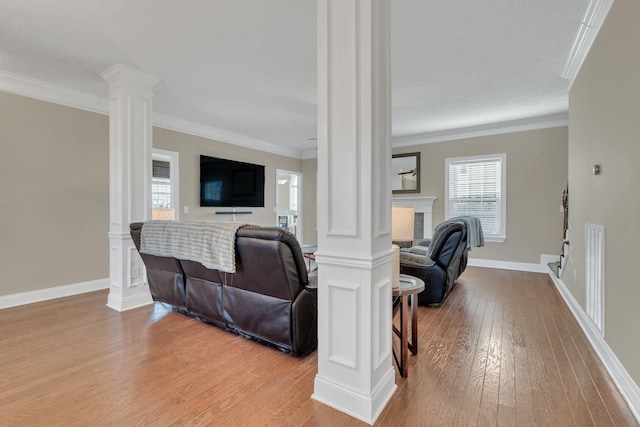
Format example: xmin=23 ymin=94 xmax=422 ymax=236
xmin=0 ymin=0 xmax=588 ymax=156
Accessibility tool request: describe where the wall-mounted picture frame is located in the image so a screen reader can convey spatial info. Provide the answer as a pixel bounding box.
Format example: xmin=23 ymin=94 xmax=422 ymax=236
xmin=392 ymin=152 xmax=420 ymax=194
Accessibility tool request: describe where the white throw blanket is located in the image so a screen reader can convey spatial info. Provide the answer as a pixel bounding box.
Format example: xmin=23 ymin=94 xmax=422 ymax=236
xmin=447 ymin=216 xmax=485 ymax=249
xmin=140 ymin=221 xmax=249 ymax=273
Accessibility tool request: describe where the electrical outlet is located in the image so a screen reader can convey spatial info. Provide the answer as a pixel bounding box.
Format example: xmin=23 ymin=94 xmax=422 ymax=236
xmin=184 ymin=206 xmax=189 ymax=214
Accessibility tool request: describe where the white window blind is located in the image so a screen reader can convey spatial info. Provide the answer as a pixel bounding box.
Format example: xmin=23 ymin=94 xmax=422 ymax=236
xmin=446 ymin=154 xmax=506 ymax=241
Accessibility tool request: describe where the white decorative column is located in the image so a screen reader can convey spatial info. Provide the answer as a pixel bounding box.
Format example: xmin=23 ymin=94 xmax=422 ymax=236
xmin=313 ymin=1 xmax=396 ymax=424
xmin=101 ymin=64 xmax=159 ymax=312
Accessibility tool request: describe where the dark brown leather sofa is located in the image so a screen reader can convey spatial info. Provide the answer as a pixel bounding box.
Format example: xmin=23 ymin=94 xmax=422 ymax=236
xmin=130 ymin=223 xmax=317 ymax=355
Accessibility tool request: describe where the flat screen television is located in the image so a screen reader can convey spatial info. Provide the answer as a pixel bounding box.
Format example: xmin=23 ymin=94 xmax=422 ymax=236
xmin=200 ymin=155 xmax=265 ymax=207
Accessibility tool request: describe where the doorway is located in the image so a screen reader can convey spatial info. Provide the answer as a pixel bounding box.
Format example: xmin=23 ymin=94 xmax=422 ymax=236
xmin=151 ymin=148 xmax=179 ymax=220
xmin=276 ymin=169 xmax=303 ymax=243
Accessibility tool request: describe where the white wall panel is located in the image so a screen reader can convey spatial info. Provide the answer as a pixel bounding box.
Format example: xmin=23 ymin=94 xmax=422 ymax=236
xmin=328 ymin=280 xmax=360 ymax=368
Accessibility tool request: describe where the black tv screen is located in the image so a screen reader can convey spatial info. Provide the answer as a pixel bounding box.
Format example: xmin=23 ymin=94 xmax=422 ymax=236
xmin=200 ymin=155 xmax=265 ymax=207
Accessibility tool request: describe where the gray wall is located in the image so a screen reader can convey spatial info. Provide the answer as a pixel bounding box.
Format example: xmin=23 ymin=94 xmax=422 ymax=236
xmin=0 ymin=92 xmax=308 ymax=297
xmin=0 ymin=92 xmax=109 ymax=296
xmin=393 ymin=127 xmax=568 ymax=264
xmin=565 ymin=0 xmax=640 ymax=384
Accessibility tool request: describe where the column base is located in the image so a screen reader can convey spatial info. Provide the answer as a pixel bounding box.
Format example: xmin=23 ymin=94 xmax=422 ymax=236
xmin=312 ymin=367 xmax=397 ymax=425
xmin=106 ymin=290 xmax=153 ymax=312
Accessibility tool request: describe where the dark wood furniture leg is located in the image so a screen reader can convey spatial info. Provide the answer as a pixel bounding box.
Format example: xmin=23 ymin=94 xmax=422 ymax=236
xmin=409 ymin=293 xmax=418 ymax=355
xmin=392 ymin=275 xmax=424 ymax=378
xmin=393 ymin=294 xmax=411 ymax=378
xmin=400 ymin=293 xmax=409 ymax=377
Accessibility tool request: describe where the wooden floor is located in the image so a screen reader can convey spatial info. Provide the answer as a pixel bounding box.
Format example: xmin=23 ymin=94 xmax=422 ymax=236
xmin=0 ymin=267 xmax=637 ymax=426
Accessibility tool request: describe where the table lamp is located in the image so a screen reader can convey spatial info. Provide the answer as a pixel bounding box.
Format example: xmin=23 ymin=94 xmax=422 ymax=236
xmin=391 ymin=205 xmax=415 ymax=288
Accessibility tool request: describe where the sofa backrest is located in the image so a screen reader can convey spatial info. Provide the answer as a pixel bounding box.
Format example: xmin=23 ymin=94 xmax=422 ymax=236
xmin=130 ymin=222 xmax=185 ymax=277
xmin=232 ymin=226 xmax=308 ymax=301
xmin=130 ymin=222 xmax=308 ymax=303
xmin=428 ymin=221 xmax=467 ymax=267
xmin=130 ymin=222 xmax=187 ymax=307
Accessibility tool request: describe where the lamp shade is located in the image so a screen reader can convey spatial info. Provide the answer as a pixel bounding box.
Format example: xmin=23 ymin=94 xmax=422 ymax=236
xmin=392 ymin=205 xmax=415 ymax=242
xmin=152 ymin=208 xmax=175 ymax=220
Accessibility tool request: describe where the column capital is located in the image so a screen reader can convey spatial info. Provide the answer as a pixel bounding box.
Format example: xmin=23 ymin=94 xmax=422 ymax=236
xmin=101 ymin=63 xmax=160 ymax=91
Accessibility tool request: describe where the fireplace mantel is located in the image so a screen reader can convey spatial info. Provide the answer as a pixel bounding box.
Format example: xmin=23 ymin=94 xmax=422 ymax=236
xmin=392 ymin=196 xmax=437 ymax=238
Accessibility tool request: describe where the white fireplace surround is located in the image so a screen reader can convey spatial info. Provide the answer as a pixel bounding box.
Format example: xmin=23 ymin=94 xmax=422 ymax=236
xmin=392 ymin=196 xmax=437 ymax=239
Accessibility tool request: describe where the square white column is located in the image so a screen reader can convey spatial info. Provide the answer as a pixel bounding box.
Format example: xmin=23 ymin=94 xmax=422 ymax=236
xmin=101 ymin=64 xmax=159 ymax=311
xmin=313 ymin=1 xmax=396 ymax=424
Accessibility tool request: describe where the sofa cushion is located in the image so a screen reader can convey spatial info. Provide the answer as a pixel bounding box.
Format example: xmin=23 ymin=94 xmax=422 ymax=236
xmin=399 ymin=251 xmax=432 ymax=266
xmin=407 ymin=245 xmax=429 ymax=256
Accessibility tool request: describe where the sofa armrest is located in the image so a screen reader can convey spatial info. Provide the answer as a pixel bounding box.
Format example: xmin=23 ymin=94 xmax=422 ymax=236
xmin=291 ymin=286 xmax=318 ymax=354
xmin=306 ymin=270 xmax=318 ymax=291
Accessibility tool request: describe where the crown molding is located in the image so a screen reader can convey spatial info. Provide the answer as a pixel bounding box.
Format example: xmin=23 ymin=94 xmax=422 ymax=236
xmin=301 ymin=149 xmax=318 ymax=160
xmin=392 ymin=112 xmax=568 ymax=148
xmin=0 ymin=69 xmax=568 ymax=160
xmin=0 ymin=69 xmax=304 ymax=159
xmin=0 ymin=69 xmax=109 ymax=114
xmin=561 ymin=0 xmax=615 ymax=87
xmin=298 ymin=112 xmax=568 ymax=160
xmin=153 ymin=114 xmax=304 ymax=159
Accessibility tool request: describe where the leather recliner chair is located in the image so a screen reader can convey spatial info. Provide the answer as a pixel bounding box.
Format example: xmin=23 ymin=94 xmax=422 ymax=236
xmin=399 ymin=220 xmax=469 ymax=306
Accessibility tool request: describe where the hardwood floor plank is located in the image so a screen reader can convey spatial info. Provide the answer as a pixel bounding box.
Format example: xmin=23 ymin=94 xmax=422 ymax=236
xmin=555 ymin=306 xmax=617 ymax=426
xmin=418 ymin=288 xmax=485 ymax=426
xmin=455 ymin=291 xmax=496 ymax=426
xmin=477 ymin=289 xmax=503 ymax=426
xmin=0 ymin=269 xmax=637 ymax=426
xmin=510 ymin=273 xmax=536 ymax=426
xmin=406 ymin=284 xmax=483 ymax=426
xmin=544 ymin=290 xmax=599 ymax=426
xmin=532 ymin=284 xmax=576 ymax=426
xmin=521 ymin=273 xmax=556 ymax=426
xmin=556 ymin=301 xmax=638 ymax=427
xmin=497 ymin=278 xmax=517 ymax=427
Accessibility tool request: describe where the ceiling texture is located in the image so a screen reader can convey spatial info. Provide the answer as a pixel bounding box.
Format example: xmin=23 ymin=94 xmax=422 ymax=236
xmin=0 ymin=0 xmax=589 ymax=158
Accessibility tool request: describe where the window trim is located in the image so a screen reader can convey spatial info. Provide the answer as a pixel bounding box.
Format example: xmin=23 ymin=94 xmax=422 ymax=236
xmin=445 ymin=153 xmax=507 ymax=243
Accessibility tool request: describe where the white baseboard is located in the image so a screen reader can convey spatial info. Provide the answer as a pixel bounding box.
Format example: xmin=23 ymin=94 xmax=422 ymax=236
xmin=547 ymin=267 xmax=640 ymax=424
xmin=468 ymin=254 xmax=559 ymax=274
xmin=0 ymin=278 xmax=109 ymax=310
xmin=468 ymin=257 xmax=547 ymax=273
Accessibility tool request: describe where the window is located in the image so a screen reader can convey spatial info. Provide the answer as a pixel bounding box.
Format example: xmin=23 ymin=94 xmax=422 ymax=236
xmin=445 ymin=153 xmax=506 ymax=242
xmin=152 ymin=160 xmax=172 ymax=209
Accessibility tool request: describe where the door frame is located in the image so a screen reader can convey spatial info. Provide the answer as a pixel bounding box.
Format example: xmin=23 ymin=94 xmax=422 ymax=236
xmin=152 ymin=148 xmax=180 ymax=220
xmin=276 ymin=169 xmax=303 ymax=243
